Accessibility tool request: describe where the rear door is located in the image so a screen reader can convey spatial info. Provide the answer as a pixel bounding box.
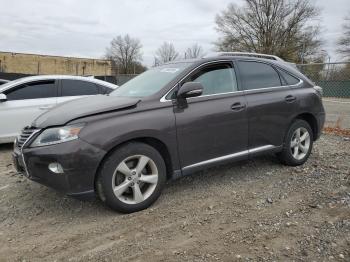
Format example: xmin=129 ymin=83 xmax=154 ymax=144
xmin=236 ymin=60 xmax=298 ymax=152
xmin=0 ymin=80 xmax=57 ymax=140
xmin=58 ymin=79 xmax=100 ymax=104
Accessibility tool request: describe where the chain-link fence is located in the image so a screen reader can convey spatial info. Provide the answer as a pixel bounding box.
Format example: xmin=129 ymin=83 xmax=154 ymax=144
xmin=297 ymin=62 xmax=350 ymax=98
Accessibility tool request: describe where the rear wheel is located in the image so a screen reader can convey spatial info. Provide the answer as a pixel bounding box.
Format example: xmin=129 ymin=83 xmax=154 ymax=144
xmin=278 ymin=119 xmax=313 ymax=166
xmin=97 ymin=142 xmax=166 ymax=213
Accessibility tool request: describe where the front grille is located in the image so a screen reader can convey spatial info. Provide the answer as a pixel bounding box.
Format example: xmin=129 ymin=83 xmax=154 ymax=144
xmin=17 ymin=127 xmax=38 ymax=148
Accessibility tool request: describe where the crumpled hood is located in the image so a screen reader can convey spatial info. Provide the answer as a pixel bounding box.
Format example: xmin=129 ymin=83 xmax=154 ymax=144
xmin=32 ymin=95 xmax=140 ymax=128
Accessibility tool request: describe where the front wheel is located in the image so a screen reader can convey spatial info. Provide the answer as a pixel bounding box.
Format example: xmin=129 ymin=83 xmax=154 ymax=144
xmin=96 ymin=142 xmax=166 ymax=213
xmin=278 ymin=119 xmax=314 ymax=166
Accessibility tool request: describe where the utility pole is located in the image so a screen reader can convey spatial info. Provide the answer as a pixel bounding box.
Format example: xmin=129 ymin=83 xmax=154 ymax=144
xmin=321 ymin=49 xmax=331 ymax=80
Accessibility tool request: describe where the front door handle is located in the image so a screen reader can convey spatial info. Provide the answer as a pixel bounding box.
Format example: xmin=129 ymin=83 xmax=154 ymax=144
xmin=285 ymin=95 xmax=296 ymax=103
xmin=231 ymin=102 xmax=246 ymax=111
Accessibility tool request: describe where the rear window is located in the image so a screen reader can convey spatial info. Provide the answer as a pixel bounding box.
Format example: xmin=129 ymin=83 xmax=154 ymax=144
xmin=238 ymin=61 xmax=281 ymax=90
xmin=61 ymin=80 xmax=99 ymax=96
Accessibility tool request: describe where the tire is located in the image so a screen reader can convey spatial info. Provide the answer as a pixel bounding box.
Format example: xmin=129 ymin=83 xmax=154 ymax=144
xmin=96 ymin=142 xmax=166 ymax=213
xmin=278 ymin=119 xmax=314 ymax=166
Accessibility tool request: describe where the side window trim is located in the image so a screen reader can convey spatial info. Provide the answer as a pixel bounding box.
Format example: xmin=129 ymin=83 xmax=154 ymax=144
xmin=237 ymin=59 xmax=303 ymax=92
xmin=161 ymin=60 xmax=240 ymax=102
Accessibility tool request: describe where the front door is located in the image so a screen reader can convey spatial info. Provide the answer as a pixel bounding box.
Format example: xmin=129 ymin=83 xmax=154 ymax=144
xmin=0 ymin=80 xmax=57 ymax=142
xmin=174 ymin=61 xmax=248 ymax=173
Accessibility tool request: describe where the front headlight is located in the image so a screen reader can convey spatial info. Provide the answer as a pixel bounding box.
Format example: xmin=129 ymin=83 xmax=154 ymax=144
xmin=30 ymin=124 xmax=85 ymax=147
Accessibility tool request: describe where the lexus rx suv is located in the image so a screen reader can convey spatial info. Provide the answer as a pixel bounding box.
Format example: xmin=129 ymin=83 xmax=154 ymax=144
xmin=12 ymin=53 xmax=325 ymax=213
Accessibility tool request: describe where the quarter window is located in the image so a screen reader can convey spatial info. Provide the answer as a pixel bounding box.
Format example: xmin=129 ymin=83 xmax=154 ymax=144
xmin=61 ymin=80 xmax=99 ymax=96
xmin=5 ymin=80 xmax=56 ymax=100
xmin=238 ymin=61 xmax=281 ymax=90
xmin=277 ymin=69 xmax=300 ymax=85
xmin=184 ymin=63 xmax=238 ymax=96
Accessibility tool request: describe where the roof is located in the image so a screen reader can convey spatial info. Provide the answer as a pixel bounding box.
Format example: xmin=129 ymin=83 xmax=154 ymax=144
xmin=203 ymin=52 xmax=285 ymax=61
xmin=164 ymin=52 xmax=296 ymax=68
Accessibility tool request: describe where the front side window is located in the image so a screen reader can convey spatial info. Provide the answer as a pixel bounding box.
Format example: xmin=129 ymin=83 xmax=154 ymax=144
xmin=184 ymin=63 xmax=238 ymax=96
xmin=5 ymin=80 xmax=56 ymax=100
xmin=61 ymin=80 xmax=99 ymax=96
xmin=238 ymin=61 xmax=281 ymax=90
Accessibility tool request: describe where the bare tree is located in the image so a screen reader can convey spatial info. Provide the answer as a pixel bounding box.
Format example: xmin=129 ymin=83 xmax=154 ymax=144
xmin=154 ymin=42 xmax=179 ymax=65
xmin=106 ymin=34 xmax=143 ymax=74
xmin=337 ymin=14 xmax=350 ymax=59
xmin=185 ymin=43 xmax=205 ymax=59
xmin=215 ymin=0 xmax=322 ymax=63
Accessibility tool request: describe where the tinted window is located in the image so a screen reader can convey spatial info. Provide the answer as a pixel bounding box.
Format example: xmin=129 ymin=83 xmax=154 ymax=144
xmin=185 ymin=64 xmax=237 ymax=96
xmin=238 ymin=61 xmax=281 ymax=90
xmin=5 ymin=80 xmax=56 ymax=100
xmin=277 ymin=69 xmax=300 ymax=85
xmin=61 ymin=80 xmax=99 ymax=96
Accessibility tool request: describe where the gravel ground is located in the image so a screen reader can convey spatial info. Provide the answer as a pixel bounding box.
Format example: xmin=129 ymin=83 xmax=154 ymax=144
xmin=0 ymin=134 xmax=349 ymax=262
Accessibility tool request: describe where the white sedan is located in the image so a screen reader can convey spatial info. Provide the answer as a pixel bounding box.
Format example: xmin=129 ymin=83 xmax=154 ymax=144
xmin=0 ymin=75 xmax=118 ymax=143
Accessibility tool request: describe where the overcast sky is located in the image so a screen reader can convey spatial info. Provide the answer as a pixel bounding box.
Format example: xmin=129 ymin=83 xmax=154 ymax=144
xmin=0 ymin=0 xmax=349 ymax=66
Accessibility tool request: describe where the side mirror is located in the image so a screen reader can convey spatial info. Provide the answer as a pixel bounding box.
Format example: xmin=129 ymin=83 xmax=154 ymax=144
xmin=0 ymin=93 xmax=7 ymax=102
xmin=177 ymin=82 xmax=203 ymax=99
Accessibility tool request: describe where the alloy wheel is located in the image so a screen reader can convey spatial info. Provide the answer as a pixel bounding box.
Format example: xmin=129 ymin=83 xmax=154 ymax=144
xmin=112 ymin=155 xmax=159 ymax=204
xmin=290 ymin=127 xmax=311 ymax=160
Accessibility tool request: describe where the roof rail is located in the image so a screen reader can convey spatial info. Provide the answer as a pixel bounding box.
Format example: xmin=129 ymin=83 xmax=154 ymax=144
xmin=204 ymin=52 xmax=285 ymax=62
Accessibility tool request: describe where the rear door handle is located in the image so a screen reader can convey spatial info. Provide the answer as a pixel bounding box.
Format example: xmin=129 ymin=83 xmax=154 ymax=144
xmin=231 ymin=102 xmax=246 ymax=111
xmin=285 ymin=95 xmax=296 ymax=103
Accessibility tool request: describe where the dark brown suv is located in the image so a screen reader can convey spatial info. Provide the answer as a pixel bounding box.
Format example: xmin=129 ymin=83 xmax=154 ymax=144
xmin=12 ymin=53 xmax=325 ymax=213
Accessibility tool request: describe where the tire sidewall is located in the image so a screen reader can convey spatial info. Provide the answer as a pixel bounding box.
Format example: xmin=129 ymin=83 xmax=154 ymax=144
xmin=98 ymin=142 xmax=166 ymax=213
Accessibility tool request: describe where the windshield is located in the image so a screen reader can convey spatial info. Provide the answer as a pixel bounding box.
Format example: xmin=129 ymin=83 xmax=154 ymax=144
xmin=110 ymin=62 xmax=192 ymax=97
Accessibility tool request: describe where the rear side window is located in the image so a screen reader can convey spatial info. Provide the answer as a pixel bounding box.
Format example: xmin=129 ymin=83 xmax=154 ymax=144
xmin=61 ymin=80 xmax=99 ymax=96
xmin=277 ymin=69 xmax=300 ymax=85
xmin=238 ymin=61 xmax=281 ymax=90
xmin=184 ymin=63 xmax=238 ymax=96
xmin=5 ymin=80 xmax=56 ymax=100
